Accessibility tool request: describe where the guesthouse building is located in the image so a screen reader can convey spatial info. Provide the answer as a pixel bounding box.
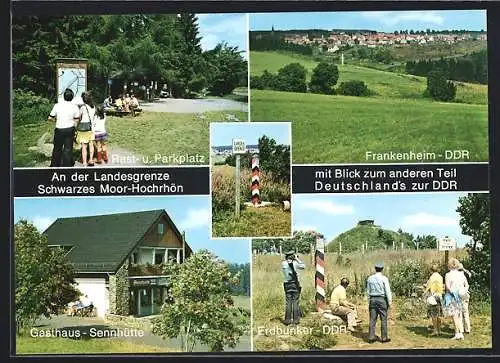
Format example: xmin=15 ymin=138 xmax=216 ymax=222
xmin=43 ymin=209 xmax=192 ymax=318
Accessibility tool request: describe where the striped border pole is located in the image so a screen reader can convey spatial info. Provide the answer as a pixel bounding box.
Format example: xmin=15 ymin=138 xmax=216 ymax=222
xmin=315 ymin=234 xmax=326 ymax=312
xmin=251 ymin=153 xmax=260 ymax=205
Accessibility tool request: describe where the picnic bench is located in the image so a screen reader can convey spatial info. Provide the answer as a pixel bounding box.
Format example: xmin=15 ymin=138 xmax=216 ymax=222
xmin=104 ymin=108 xmax=142 ymax=117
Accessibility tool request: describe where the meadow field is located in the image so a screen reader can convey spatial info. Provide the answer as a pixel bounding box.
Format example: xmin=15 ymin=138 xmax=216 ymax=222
xmin=252 ymin=249 xmax=491 ymax=351
xmin=13 ymin=110 xmax=247 ymax=167
xmin=211 ymin=165 xmax=291 ymax=238
xmin=250 ymin=51 xmax=488 ymax=164
xmin=17 ymin=294 xmax=251 ymax=354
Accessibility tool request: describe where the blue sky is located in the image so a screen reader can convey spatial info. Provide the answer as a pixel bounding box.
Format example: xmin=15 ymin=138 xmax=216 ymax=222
xmin=197 ymin=13 xmax=248 ymax=59
xmin=250 ymin=10 xmax=487 ymax=33
xmin=211 ymin=122 xmax=291 ymax=147
xmin=292 ymin=192 xmax=484 ymax=247
xmin=14 ymin=196 xmax=250 ymax=264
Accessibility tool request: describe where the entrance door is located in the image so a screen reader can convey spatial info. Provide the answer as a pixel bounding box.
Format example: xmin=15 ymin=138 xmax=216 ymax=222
xmin=138 ymin=288 xmax=152 ymax=317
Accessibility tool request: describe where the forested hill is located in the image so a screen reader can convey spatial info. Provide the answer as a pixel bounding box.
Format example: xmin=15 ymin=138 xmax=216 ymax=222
xmin=327 ymin=221 xmax=421 ymax=253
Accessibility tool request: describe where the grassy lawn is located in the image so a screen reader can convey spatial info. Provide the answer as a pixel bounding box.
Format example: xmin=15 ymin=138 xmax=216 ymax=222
xmin=252 ymin=251 xmax=491 ymax=351
xmin=233 ymin=295 xmax=251 ymax=311
xmin=13 ymin=110 xmax=247 ymax=167
xmin=251 ymin=89 xmax=488 ymax=164
xmin=213 ymin=206 xmax=291 ymax=238
xmin=16 ymin=335 xmax=178 ymax=354
xmin=250 ymin=51 xmax=487 ymax=104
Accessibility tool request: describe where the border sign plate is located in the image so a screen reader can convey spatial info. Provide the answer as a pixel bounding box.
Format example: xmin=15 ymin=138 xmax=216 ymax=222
xmin=439 ymin=236 xmax=456 ymax=251
xmin=232 ymin=139 xmax=246 ymax=154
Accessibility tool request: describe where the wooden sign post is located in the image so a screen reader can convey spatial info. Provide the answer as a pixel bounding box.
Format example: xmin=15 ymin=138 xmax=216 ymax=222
xmin=232 ymin=139 xmax=246 ymax=220
xmin=439 ymin=236 xmax=457 ymax=268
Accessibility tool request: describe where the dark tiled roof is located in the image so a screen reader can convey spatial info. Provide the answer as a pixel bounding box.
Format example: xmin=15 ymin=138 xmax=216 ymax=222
xmin=43 ymin=209 xmax=189 ymax=273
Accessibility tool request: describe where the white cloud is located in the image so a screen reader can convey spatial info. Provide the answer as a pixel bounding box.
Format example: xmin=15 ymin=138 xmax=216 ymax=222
xmin=361 ymin=11 xmax=445 ymax=27
xmin=200 ymin=34 xmax=220 ymax=52
xmin=32 ymin=216 xmax=54 ymax=232
xmin=402 ymin=212 xmax=457 ymax=227
xmin=198 ymin=14 xmax=247 ymax=52
xmin=179 ymin=208 xmax=210 ymax=229
xmin=295 ymin=199 xmax=354 ymax=215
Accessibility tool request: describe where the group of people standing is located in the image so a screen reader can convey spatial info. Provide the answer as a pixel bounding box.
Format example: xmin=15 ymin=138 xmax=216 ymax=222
xmin=48 ymin=88 xmax=108 ymax=167
xmin=280 ymin=253 xmax=472 ymax=343
xmin=425 ymin=257 xmax=471 ymax=340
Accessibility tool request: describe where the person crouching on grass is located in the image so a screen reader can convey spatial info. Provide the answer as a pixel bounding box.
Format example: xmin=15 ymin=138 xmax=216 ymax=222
xmin=76 ymin=91 xmax=96 ymax=166
xmin=424 ymin=263 xmax=444 ymax=336
xmin=92 ymin=104 xmax=109 ymax=164
xmin=329 ymin=277 xmax=361 ymax=332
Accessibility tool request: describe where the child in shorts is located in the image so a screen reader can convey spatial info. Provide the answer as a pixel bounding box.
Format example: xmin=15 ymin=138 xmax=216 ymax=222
xmin=93 ymin=104 xmax=109 ymax=164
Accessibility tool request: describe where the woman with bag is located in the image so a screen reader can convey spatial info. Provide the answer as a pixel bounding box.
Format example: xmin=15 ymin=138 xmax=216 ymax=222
xmin=443 ymin=258 xmax=467 ymax=340
xmin=76 ymin=91 xmax=96 ymax=167
xmin=424 ymin=263 xmax=444 ymax=336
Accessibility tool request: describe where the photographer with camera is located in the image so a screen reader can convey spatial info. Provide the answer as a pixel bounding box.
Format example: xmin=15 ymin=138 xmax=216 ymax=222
xmin=281 ymin=250 xmax=305 ymax=325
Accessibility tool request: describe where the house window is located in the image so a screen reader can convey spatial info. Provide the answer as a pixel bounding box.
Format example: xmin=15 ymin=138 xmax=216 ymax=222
xmin=154 ymin=250 xmax=165 ymax=265
xmin=157 ymin=223 xmax=164 ymax=235
xmin=167 ymin=249 xmax=180 ymax=263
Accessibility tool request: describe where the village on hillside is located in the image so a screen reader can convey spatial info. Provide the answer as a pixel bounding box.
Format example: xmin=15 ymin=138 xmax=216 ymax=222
xmin=266 ymin=29 xmax=487 ymax=53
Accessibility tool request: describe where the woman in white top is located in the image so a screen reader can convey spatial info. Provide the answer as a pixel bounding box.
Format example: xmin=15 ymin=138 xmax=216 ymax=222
xmin=458 ymin=262 xmax=471 ymax=333
xmin=444 ymin=258 xmax=468 ymax=340
xmin=76 ymin=92 xmax=96 ymax=166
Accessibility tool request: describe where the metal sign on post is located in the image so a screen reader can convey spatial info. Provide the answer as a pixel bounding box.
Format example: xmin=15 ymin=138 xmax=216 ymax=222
xmin=232 ymin=139 xmax=246 ymax=220
xmin=439 ymin=236 xmax=457 ymax=251
xmin=232 ymin=139 xmax=246 ymax=154
xmin=439 ymin=236 xmax=456 ymax=269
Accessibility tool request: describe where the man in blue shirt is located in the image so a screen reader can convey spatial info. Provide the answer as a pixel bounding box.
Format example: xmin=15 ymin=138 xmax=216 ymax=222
xmin=281 ymin=250 xmax=305 ymax=325
xmin=366 ymin=262 xmax=392 ymax=343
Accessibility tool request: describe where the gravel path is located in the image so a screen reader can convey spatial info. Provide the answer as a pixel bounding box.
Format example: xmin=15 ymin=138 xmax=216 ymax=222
xmin=140 ymin=98 xmax=248 ymax=113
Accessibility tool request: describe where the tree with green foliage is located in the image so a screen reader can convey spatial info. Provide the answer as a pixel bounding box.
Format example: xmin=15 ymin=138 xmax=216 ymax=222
xmin=13 ymin=14 xmax=246 ymax=103
xmin=153 ymin=250 xmax=245 ymax=352
xmin=337 ymin=80 xmax=370 ymax=97
xmin=227 ymin=263 xmax=250 ymax=295
xmin=456 ymin=193 xmax=490 ymax=294
xmin=414 ymin=234 xmax=438 ymax=249
xmin=15 ymin=220 xmax=79 ymax=334
xmin=309 ymin=62 xmax=339 ymax=95
xmin=258 ymin=135 xmax=290 ymax=183
xmin=253 ymin=230 xmax=318 ymax=254
xmin=204 ymin=42 xmax=247 ymax=96
xmin=251 ymin=70 xmax=278 ymax=90
xmin=275 ymin=63 xmax=307 ymax=93
xmin=373 ymin=47 xmax=393 ymax=64
xmin=426 ymin=70 xmax=457 ymax=102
